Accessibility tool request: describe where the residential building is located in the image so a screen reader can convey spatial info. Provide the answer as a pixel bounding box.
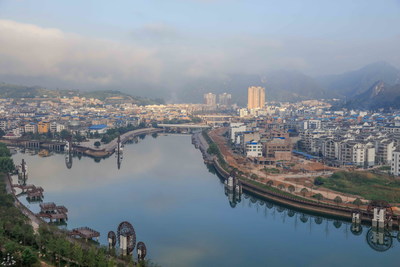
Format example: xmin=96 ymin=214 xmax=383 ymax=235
xmin=245 ymin=141 xmax=263 ymax=157
xmin=247 ymin=86 xmax=265 ymax=109
xmin=203 ymin=93 xmax=217 ymax=106
xmin=391 ymin=149 xmax=400 ymax=176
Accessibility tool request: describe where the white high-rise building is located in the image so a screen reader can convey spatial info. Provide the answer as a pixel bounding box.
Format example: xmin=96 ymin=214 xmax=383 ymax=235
xmin=391 ymin=149 xmax=400 ymax=176
xmin=218 ymin=93 xmax=232 ymax=106
xmin=203 ymin=93 xmax=216 ymax=106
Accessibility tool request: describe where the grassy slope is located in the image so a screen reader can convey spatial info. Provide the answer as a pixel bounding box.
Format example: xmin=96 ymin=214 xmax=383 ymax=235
xmin=320 ymin=171 xmax=400 ymax=203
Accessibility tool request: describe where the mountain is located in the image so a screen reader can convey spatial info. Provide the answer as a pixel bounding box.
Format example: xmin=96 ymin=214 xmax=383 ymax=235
xmin=180 ymin=70 xmax=337 ymax=105
xmin=317 ymin=61 xmax=400 ymax=97
xmin=0 ymin=82 xmax=163 ymax=105
xmin=345 ymin=81 xmax=400 ymax=110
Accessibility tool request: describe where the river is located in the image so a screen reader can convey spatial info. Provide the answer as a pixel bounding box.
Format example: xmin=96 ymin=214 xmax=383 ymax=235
xmin=11 ymin=134 xmax=399 ymax=267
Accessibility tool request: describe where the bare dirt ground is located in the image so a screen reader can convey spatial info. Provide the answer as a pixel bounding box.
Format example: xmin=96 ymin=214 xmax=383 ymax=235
xmin=208 ymin=127 xmax=363 ymax=204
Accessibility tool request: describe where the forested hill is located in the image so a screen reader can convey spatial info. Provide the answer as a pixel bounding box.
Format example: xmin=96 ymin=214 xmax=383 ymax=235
xmin=0 ymin=82 xmax=164 ymax=105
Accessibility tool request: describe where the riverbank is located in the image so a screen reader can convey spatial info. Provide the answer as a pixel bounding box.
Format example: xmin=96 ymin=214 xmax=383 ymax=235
xmin=74 ymin=127 xmax=163 ymax=158
xmin=198 ymin=130 xmax=400 ymax=229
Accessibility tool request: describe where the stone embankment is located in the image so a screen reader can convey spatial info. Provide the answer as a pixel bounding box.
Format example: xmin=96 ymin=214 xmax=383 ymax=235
xmin=195 ymin=131 xmax=400 ymax=229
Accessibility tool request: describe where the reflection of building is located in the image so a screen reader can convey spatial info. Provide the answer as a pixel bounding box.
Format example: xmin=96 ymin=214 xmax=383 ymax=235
xmin=65 ymin=138 xmax=73 ymax=169
xmin=116 ymin=135 xmax=123 ymax=170
xmin=224 ymin=175 xmax=242 ymax=208
xmin=247 ymin=86 xmax=265 ymax=109
xmin=203 ymin=93 xmax=216 ymax=106
xmin=366 ymin=228 xmax=393 ymax=252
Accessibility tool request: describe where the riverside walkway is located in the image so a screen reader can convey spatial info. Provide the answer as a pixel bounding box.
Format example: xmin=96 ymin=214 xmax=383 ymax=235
xmin=103 ymin=127 xmax=162 ymax=153
xmin=75 ymin=127 xmax=162 ymax=157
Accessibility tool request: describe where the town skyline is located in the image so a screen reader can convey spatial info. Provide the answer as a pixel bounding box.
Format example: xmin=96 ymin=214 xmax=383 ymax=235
xmin=0 ymin=1 xmax=399 ymax=100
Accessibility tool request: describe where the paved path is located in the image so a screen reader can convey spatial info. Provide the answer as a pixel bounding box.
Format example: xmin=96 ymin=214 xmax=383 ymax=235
xmin=79 ymin=128 xmax=162 ymax=153
xmin=4 ymin=174 xmax=42 ymax=232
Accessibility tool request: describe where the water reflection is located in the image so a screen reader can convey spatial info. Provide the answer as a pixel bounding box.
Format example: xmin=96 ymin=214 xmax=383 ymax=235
xmin=222 ymin=187 xmax=400 ymax=253
xmin=9 ymin=135 xmax=400 ymax=266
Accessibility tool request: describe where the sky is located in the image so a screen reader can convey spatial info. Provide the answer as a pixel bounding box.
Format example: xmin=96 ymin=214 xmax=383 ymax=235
xmin=0 ymin=0 xmax=399 ymax=98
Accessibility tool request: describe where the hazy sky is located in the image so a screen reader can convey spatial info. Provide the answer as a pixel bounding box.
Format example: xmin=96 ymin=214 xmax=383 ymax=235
xmin=0 ymin=0 xmax=399 ymax=96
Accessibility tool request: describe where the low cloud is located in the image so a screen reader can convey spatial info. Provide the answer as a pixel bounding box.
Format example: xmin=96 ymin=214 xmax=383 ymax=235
xmin=0 ymin=19 xmax=399 ymax=98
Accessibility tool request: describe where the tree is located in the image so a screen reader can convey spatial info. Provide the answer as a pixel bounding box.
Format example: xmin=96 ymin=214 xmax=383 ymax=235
xmin=334 ymin=196 xmax=343 ymax=205
xmin=94 ymin=141 xmax=101 ymax=148
xmin=0 ymin=157 xmax=15 ymax=173
xmin=278 ymin=184 xmax=286 ymax=191
xmin=314 ymin=176 xmax=324 ymax=186
xmin=21 ymin=248 xmax=38 ymax=266
xmin=300 ymin=188 xmax=308 ymax=197
xmin=60 ymin=129 xmax=70 ymax=140
xmin=251 ymin=174 xmax=259 ymax=180
xmin=313 ymin=193 xmax=324 ymax=202
xmin=353 ymin=198 xmax=363 ymax=207
xmin=288 ymin=185 xmax=295 ymax=193
xmin=266 ymin=180 xmax=273 ymax=187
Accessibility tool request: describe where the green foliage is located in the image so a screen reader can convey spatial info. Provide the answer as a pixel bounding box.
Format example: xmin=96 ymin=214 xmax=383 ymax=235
xmin=314 ymin=176 xmax=324 ymax=186
xmin=353 ymin=198 xmax=363 ymax=206
xmin=22 ymin=248 xmax=38 ymax=266
xmin=202 ymin=130 xmax=227 ymax=167
xmin=261 ymin=167 xmax=280 ymax=174
xmin=207 ymin=143 xmax=219 ymax=155
xmin=101 ymin=124 xmax=143 ymax=144
xmin=288 ymin=185 xmax=295 ymax=193
xmin=320 ymin=171 xmax=400 ymax=203
xmin=60 ymin=129 xmax=70 ymax=140
xmin=0 ymin=157 xmax=15 ymax=173
xmin=300 ymin=188 xmax=308 ymax=196
xmin=0 ymin=143 xmax=11 ymax=157
xmin=333 ymin=196 xmax=343 ymax=205
xmin=250 ymin=174 xmax=259 ymax=180
xmin=378 ymin=166 xmax=391 ymax=171
xmin=94 ymin=141 xmax=101 ymax=148
xmin=0 ymin=143 xmax=135 ymax=266
xmin=313 ymin=193 xmax=324 ymax=201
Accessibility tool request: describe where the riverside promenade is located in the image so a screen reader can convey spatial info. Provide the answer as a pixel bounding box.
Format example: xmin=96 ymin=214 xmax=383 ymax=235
xmin=196 ymin=130 xmax=400 ymax=228
xmin=4 ymin=174 xmax=43 ymax=232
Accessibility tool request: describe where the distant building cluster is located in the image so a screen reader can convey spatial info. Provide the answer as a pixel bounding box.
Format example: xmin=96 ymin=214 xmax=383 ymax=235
xmin=222 ymin=99 xmax=400 ymax=176
xmin=203 ymin=92 xmax=232 ymax=109
xmin=0 ymin=97 xmax=212 ymax=139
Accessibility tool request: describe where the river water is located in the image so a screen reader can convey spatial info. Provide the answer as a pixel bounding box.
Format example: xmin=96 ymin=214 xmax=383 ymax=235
xmin=11 ymin=134 xmax=399 ymax=267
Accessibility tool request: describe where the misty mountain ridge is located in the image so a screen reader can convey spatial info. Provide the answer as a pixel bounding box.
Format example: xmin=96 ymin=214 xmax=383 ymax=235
xmin=180 ymin=70 xmax=338 ymax=105
xmin=1 ymin=61 xmax=400 ymax=106
xmin=345 ymin=81 xmax=400 ymax=110
xmin=0 ymin=82 xmax=163 ymax=105
xmin=316 ymin=61 xmax=400 ymax=97
xmin=180 ymin=61 xmax=400 ymax=105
